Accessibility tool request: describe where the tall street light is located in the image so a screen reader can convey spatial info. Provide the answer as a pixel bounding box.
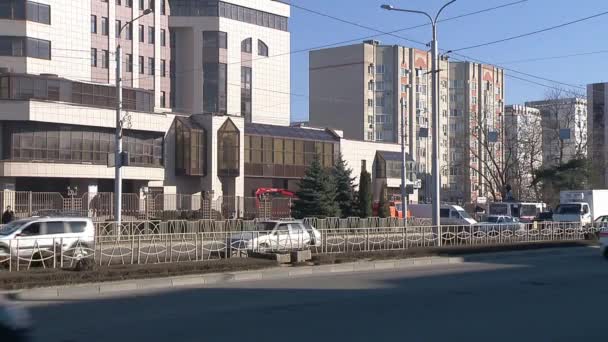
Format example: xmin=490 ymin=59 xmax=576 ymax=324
xmin=115 ymin=8 xmax=153 ymax=226
xmin=381 ymin=1 xmax=455 ymax=233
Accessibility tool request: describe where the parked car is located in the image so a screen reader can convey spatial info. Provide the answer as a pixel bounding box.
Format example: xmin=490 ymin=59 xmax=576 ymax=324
xmin=600 ymin=230 xmax=608 ymax=259
xmin=477 ymin=215 xmax=526 ymax=232
xmin=226 ymin=220 xmax=321 ymax=253
xmin=0 ymin=217 xmax=95 ymax=261
xmin=533 ymin=211 xmax=553 ymax=222
xmin=0 ymin=295 xmax=31 ymax=341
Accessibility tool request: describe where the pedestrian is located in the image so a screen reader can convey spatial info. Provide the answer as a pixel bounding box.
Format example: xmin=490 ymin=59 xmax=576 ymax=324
xmin=2 ymin=206 xmax=14 ymax=224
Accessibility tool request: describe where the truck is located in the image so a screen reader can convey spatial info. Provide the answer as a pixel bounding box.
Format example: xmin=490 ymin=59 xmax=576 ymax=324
xmin=408 ymin=204 xmax=477 ymax=226
xmin=487 ymin=202 xmax=547 ymax=223
xmin=553 ymin=190 xmax=608 ymax=226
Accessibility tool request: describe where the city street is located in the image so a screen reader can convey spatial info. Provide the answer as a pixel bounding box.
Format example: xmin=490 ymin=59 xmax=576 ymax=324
xmin=20 ymin=247 xmax=608 ymax=342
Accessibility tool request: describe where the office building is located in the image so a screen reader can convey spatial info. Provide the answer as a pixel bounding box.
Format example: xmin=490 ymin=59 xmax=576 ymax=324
xmin=587 ymin=82 xmax=608 ymax=187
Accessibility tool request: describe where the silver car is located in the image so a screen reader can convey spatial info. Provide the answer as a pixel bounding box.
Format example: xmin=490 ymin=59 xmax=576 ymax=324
xmin=227 ymin=220 xmax=321 ymax=253
xmin=477 ymin=215 xmax=526 ymax=232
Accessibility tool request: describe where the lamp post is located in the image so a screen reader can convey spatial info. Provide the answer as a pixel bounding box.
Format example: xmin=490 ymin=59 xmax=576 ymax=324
xmin=400 ymin=97 xmax=408 ymax=228
xmin=381 ymin=1 xmax=455 ymax=232
xmin=114 ymin=8 xmax=153 ymax=225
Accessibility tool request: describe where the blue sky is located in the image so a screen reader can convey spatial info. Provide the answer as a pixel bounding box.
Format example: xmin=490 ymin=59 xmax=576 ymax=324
xmin=287 ymin=0 xmax=608 ymax=122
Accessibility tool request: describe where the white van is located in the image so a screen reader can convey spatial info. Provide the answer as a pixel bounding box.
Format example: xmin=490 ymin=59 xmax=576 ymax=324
xmin=409 ymin=204 xmax=477 ymax=225
xmin=0 ymin=217 xmax=95 ymax=260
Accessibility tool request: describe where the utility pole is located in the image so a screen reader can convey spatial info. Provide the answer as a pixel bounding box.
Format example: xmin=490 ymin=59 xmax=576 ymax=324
xmin=400 ymin=97 xmax=408 ymax=228
xmin=381 ymin=1 xmax=456 ymax=238
xmin=114 ymin=9 xmax=153 ymax=226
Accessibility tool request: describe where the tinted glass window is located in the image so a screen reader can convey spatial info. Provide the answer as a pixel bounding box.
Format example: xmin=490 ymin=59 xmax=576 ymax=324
xmin=440 ymin=208 xmax=450 ymax=218
xmin=45 ymin=221 xmax=66 ymax=235
xmin=21 ymin=222 xmax=40 ymax=236
xmin=69 ymin=221 xmax=87 ymax=233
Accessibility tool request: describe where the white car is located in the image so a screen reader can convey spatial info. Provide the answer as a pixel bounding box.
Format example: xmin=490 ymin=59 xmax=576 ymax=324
xmin=477 ymin=215 xmax=526 ymax=232
xmin=0 ymin=217 xmax=95 ymax=261
xmin=227 ymin=220 xmax=321 ymax=252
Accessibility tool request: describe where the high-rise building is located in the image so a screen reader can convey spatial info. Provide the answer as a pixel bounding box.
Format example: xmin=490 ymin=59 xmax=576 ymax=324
xmin=587 ymin=82 xmax=608 ymax=187
xmin=448 ymin=62 xmax=505 ymax=205
xmin=504 ymin=105 xmax=542 ymax=201
xmin=526 ymin=97 xmax=587 ymax=167
xmin=308 ymin=41 xmax=450 ymax=202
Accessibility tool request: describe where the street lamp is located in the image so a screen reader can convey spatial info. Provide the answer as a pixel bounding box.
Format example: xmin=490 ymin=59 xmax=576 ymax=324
xmin=114 ymin=8 xmax=153 ymax=225
xmin=381 ymin=1 xmax=456 ymax=232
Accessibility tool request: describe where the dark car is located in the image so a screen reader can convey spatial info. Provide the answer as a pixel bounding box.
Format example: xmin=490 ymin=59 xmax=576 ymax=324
xmin=0 ymin=296 xmax=30 ymax=341
xmin=534 ymin=211 xmax=553 ymax=222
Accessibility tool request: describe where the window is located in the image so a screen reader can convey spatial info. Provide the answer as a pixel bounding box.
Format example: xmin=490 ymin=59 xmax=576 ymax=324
xmin=68 ymin=221 xmax=87 ymax=233
xmin=241 ymin=38 xmax=252 ymax=53
xmin=217 ymin=119 xmax=240 ymax=177
xmin=101 ymin=17 xmax=109 ymax=36
xmin=139 ymin=24 xmax=144 ymax=42
xmin=367 ymin=81 xmax=374 ymax=91
xmin=101 ymin=50 xmax=109 ymax=68
xmin=90 ymin=48 xmax=97 ymax=67
xmin=258 ymin=40 xmax=268 ymax=56
xmin=25 ymin=37 xmax=50 ymax=59
xmin=203 ymin=31 xmax=227 ymax=49
xmin=472 ymin=96 xmax=477 ymax=105
xmin=160 ymin=59 xmax=166 ymax=76
xmin=203 ymin=62 xmax=227 ymax=114
xmin=376 ymin=64 xmax=385 ymax=74
xmin=375 ymin=81 xmax=384 ymax=91
xmin=367 ymin=99 xmax=373 ymax=107
xmin=139 ymin=0 xmax=145 ymax=10
xmin=138 ymin=55 xmax=144 ymax=74
xmin=45 ymin=222 xmax=66 ymax=235
xmin=126 ymin=23 xmax=133 ymax=40
xmin=160 ymin=29 xmax=166 ymax=46
xmin=400 ymin=68 xmax=408 ymax=77
xmin=91 ymin=15 xmax=97 ymax=33
xmin=160 ymin=91 xmax=166 ymax=107
xmin=115 ymin=20 xmax=121 ymax=38
xmin=21 ymin=223 xmax=40 ymax=236
xmin=241 ymin=66 xmax=252 ymax=121
xmin=26 ymin=1 xmax=50 ymax=24
xmin=160 ymin=0 xmax=166 ymax=14
xmin=148 ymin=57 xmax=154 ymax=75
xmin=148 ymin=0 xmax=154 ymax=10
xmin=401 ymin=84 xmax=408 ymax=93
xmin=148 ymin=26 xmax=154 ymax=44
xmin=126 ymin=0 xmax=132 ymax=7
xmin=126 ymin=53 xmax=133 ymax=72
xmin=116 ymin=0 xmax=122 ymax=5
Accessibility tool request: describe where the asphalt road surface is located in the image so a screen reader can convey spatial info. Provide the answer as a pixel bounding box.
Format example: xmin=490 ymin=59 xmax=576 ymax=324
xmin=19 ymin=247 xmax=608 ymax=342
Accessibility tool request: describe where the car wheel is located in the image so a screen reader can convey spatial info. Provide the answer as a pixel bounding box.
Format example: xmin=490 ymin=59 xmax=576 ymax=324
xmin=259 ymin=243 xmax=270 ymax=252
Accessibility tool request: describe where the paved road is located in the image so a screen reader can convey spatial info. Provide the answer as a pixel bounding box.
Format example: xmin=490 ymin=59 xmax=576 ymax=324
xmin=19 ymin=247 xmax=608 ymax=342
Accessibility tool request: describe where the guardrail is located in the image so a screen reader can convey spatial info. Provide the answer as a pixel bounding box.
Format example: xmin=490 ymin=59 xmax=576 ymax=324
xmin=1 ymin=222 xmax=604 ymax=272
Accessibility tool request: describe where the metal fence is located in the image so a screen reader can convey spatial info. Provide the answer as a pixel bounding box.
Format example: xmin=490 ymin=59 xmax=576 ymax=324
xmin=1 ymin=222 xmax=603 ymax=272
xmin=0 ymin=191 xmax=292 ymax=221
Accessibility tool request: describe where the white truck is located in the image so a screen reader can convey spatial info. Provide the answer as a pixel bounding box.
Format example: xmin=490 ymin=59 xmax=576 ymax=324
xmin=553 ymin=190 xmax=608 ymax=226
xmin=408 ymin=204 xmax=477 ymax=226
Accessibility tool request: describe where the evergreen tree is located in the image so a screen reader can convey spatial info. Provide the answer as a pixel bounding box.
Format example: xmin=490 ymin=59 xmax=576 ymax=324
xmin=292 ymin=156 xmax=340 ymax=218
xmin=358 ymin=168 xmax=373 ymax=218
xmin=377 ymin=183 xmax=390 ymax=218
xmin=332 ymin=153 xmax=357 ymax=218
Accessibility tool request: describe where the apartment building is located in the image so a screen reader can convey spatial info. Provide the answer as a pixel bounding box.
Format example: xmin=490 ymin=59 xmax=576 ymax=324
xmin=308 ymin=41 xmax=450 ymax=203
xmin=504 ymin=105 xmax=542 ymax=201
xmin=0 ymin=0 xmax=291 ymax=202
xmin=526 ymin=97 xmax=587 ymax=167
xmin=587 ymin=82 xmax=608 ymax=188
xmin=448 ymin=62 xmax=505 ymax=205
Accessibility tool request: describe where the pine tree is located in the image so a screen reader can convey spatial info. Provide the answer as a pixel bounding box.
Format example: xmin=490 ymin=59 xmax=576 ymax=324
xmin=332 ymin=153 xmax=357 ymax=218
xmin=292 ymin=156 xmax=340 ymax=218
xmin=358 ymin=168 xmax=373 ymax=218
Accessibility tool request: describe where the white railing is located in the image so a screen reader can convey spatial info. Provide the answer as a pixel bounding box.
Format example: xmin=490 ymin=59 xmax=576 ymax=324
xmin=1 ymin=222 xmax=604 ymax=272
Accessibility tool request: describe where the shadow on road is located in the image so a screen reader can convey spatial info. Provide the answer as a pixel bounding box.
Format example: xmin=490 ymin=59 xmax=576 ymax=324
xmin=23 ymin=247 xmax=608 ymax=342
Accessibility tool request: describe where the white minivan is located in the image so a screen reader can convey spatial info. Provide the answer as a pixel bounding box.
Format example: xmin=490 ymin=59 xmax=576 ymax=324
xmin=0 ymin=217 xmax=95 ymax=261
xmin=409 ymin=204 xmax=478 ymax=226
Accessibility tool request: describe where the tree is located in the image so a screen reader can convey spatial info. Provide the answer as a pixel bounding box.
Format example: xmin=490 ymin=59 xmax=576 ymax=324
xmin=332 ymin=153 xmax=357 ymax=218
xmin=377 ymin=183 xmax=390 ymax=218
xmin=358 ymin=168 xmax=372 ymax=218
xmin=531 ymin=158 xmax=591 ymax=207
xmin=292 ymin=156 xmax=340 ymax=218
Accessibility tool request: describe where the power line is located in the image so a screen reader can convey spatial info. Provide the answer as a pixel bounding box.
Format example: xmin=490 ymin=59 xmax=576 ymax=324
xmin=450 ymin=10 xmax=608 ymax=52
xmin=496 ymin=49 xmax=608 ymax=64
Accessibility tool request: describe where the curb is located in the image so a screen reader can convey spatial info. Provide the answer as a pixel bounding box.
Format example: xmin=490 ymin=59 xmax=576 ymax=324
xmin=7 ymin=246 xmax=593 ymax=301
xmin=11 ymin=255 xmax=464 ymax=300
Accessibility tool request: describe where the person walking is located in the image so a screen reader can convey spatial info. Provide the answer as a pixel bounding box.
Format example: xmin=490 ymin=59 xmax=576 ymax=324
xmin=2 ymin=206 xmax=14 ymax=224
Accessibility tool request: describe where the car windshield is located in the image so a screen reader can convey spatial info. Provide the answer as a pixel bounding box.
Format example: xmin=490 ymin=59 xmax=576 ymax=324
xmin=255 ymin=222 xmax=277 ymax=231
xmin=521 ymin=205 xmax=538 ymax=217
xmin=555 ymin=204 xmax=581 ymax=214
xmin=489 ymin=203 xmax=508 ymax=215
xmin=458 ymin=210 xmax=472 ymax=219
xmin=0 ymin=220 xmax=31 ymax=236
xmin=486 ymin=216 xmax=500 ymax=223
